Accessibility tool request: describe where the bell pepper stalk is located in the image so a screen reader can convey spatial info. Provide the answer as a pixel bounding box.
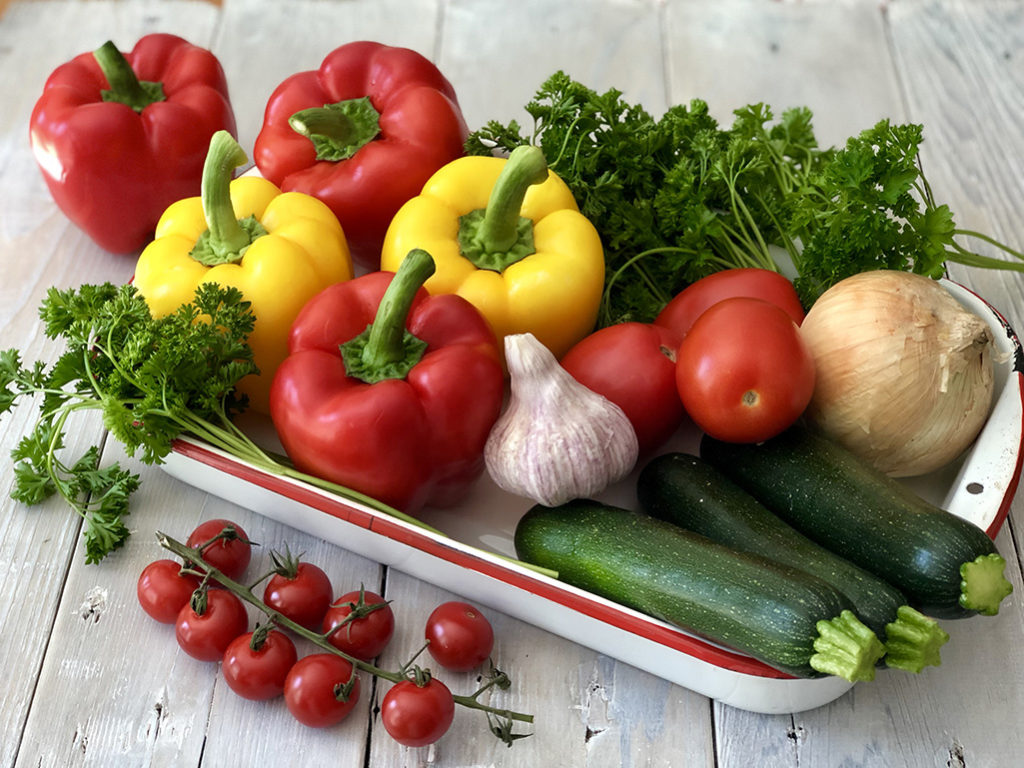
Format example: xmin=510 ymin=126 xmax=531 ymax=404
xmin=133 ymin=130 xmax=354 ymax=413
xmin=269 ymin=248 xmax=505 ymax=514
xmin=253 ymin=41 xmax=469 ymax=270
xmin=29 ymin=33 xmax=237 ymax=254
xmin=381 ymin=145 xmax=605 ymax=361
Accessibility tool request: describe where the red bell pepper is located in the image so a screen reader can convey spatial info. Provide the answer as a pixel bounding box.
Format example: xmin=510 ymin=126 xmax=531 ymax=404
xmin=269 ymin=249 xmax=504 ymax=513
xmin=253 ymin=41 xmax=468 ymax=270
xmin=29 ymin=34 xmax=236 ymax=254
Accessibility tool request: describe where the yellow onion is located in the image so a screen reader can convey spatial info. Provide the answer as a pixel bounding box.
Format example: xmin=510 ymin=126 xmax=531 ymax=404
xmin=799 ymin=270 xmax=995 ymax=477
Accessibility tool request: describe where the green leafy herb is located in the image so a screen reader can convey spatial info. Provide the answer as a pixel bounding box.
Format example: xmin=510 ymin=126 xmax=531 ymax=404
xmin=466 ymin=71 xmax=1024 ymax=321
xmin=1 ymin=283 xmax=438 ymax=564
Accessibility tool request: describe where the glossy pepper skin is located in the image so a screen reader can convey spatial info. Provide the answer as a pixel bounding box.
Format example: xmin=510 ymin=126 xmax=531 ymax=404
xmin=270 ymin=249 xmax=504 ymax=514
xmin=134 ymin=131 xmax=353 ymax=413
xmin=381 ymin=145 xmax=604 ymax=361
xmin=29 ymin=34 xmax=236 ymax=254
xmin=254 ymin=41 xmax=468 ymax=270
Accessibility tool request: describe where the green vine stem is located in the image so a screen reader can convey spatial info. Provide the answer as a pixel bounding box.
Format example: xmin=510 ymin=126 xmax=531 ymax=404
xmin=157 ymin=531 xmax=534 ymax=743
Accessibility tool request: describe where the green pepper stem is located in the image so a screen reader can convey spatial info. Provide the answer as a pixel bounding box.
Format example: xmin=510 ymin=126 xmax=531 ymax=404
xmin=289 ymin=107 xmax=357 ymax=145
xmin=340 ymin=249 xmax=435 ymax=384
xmin=287 ymin=97 xmax=381 ymax=162
xmin=477 ymin=145 xmax=549 ymax=252
xmin=93 ymin=40 xmax=165 ymax=113
xmin=203 ymin=132 xmax=250 ymax=253
xmin=187 ymin=131 xmax=268 ymax=267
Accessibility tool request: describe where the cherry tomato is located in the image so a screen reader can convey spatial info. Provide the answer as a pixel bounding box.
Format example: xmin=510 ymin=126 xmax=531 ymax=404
xmin=380 ymin=678 xmax=455 ymax=747
xmin=322 ymin=589 xmax=395 ymax=661
xmin=137 ymin=559 xmax=201 ymax=624
xmin=424 ymin=601 xmax=494 ymax=672
xmin=263 ymin=560 xmax=333 ymax=630
xmin=222 ymin=628 xmax=298 ymax=700
xmin=175 ymin=589 xmax=249 ymax=661
xmin=560 ymin=322 xmax=686 ymax=454
xmin=284 ymin=653 xmax=361 ymax=728
xmin=675 ymin=297 xmax=815 ymax=443
xmin=656 ymin=268 xmax=805 ymax=339
xmin=186 ymin=518 xmax=252 ymax=581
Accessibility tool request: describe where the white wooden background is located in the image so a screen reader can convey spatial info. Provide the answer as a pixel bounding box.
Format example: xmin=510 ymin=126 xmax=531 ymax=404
xmin=2 ymin=0 xmax=1023 ymax=766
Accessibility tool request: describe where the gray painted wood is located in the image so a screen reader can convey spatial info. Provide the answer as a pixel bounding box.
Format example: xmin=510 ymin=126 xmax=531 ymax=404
xmin=1 ymin=1 xmax=1021 ymax=766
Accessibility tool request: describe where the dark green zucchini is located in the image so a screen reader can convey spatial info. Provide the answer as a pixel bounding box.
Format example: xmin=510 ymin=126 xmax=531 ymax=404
xmin=636 ymin=452 xmax=949 ymax=672
xmin=700 ymin=425 xmax=1013 ymax=619
xmin=514 ymin=498 xmax=885 ymax=681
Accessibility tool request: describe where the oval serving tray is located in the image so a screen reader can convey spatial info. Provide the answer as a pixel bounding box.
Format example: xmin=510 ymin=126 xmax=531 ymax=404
xmin=161 ymin=278 xmax=1022 ymax=714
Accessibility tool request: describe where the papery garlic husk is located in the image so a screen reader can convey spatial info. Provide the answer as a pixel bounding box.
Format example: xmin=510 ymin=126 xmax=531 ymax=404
xmin=800 ymin=270 xmax=995 ymax=477
xmin=485 ymin=332 xmax=640 ymax=506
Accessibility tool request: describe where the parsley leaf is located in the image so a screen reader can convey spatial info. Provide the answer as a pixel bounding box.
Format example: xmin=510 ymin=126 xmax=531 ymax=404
xmin=467 ymin=72 xmax=1024 ymax=318
xmin=3 ymin=281 xmax=443 ymax=564
xmin=2 ymin=282 xmax=257 ymax=563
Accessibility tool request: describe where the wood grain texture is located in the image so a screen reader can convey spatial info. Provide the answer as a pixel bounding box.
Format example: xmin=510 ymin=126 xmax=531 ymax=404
xmin=1 ymin=1 xmax=1022 ymax=766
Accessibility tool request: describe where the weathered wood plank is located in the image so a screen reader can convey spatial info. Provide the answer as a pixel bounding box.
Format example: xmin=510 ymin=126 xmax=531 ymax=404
xmin=664 ymin=0 xmax=906 ymax=145
xmin=366 ymin=571 xmax=716 ymax=768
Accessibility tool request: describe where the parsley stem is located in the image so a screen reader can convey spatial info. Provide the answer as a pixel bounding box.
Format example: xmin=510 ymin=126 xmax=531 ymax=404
xmin=953 ymin=230 xmax=1024 ymax=263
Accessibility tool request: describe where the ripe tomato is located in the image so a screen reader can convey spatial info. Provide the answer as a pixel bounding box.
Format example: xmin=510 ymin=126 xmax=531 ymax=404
xmin=284 ymin=653 xmax=361 ymax=728
xmin=137 ymin=559 xmax=201 ymax=624
xmin=656 ymin=268 xmax=805 ymax=339
xmin=560 ymin=322 xmax=686 ymax=454
xmin=675 ymin=297 xmax=815 ymax=443
xmin=222 ymin=628 xmax=298 ymax=700
xmin=380 ymin=678 xmax=455 ymax=747
xmin=263 ymin=560 xmax=333 ymax=630
xmin=186 ymin=518 xmax=252 ymax=581
xmin=424 ymin=601 xmax=494 ymax=672
xmin=322 ymin=589 xmax=395 ymax=661
xmin=175 ymin=589 xmax=249 ymax=661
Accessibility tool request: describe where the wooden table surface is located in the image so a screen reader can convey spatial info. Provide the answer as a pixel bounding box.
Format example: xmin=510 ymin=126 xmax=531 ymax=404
xmin=2 ymin=1 xmax=1023 ymax=766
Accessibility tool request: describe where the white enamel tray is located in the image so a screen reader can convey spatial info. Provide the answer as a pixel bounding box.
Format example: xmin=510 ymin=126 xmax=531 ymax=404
xmin=161 ymin=279 xmax=1022 ymax=714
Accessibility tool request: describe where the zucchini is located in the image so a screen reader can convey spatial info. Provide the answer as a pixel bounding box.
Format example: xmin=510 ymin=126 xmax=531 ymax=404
xmin=514 ymin=498 xmax=885 ymax=681
xmin=636 ymin=453 xmax=949 ymax=672
xmin=700 ymin=425 xmax=1013 ymax=619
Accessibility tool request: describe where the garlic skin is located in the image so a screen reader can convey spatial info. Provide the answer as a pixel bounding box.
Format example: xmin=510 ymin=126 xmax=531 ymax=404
xmin=485 ymin=333 xmax=639 ymax=506
xmin=800 ymin=270 xmax=995 ymax=477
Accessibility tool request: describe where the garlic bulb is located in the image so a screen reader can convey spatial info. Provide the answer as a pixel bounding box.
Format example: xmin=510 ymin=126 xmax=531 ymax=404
xmin=485 ymin=332 xmax=639 ymax=506
xmin=800 ymin=270 xmax=995 ymax=477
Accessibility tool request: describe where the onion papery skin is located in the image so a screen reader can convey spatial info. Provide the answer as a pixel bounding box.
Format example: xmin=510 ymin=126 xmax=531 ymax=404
xmin=799 ymin=270 xmax=994 ymax=477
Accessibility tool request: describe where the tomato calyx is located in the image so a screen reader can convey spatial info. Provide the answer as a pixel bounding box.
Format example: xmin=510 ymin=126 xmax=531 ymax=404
xmin=323 ymin=584 xmax=393 ymax=643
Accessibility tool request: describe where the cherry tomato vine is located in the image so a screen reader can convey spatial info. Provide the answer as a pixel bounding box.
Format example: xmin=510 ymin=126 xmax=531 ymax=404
xmin=152 ymin=527 xmax=534 ymax=746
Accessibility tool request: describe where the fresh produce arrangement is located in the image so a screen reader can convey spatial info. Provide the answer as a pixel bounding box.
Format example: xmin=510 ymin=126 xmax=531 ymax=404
xmin=139 ymin=518 xmax=530 ymax=744
xmin=3 ymin=34 xmax=1022 ymax=720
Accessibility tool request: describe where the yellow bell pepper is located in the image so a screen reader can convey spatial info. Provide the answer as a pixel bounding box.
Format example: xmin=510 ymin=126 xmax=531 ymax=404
xmin=134 ymin=131 xmax=353 ymax=412
xmin=380 ymin=145 xmax=603 ymax=360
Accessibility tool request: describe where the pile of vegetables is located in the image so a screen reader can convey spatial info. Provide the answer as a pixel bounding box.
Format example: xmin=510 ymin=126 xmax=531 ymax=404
xmin=2 ymin=34 xmax=1021 ymax=710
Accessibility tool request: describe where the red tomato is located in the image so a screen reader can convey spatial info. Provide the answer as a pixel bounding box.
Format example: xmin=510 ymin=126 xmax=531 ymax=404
xmin=175 ymin=589 xmax=249 ymax=661
xmin=380 ymin=678 xmax=455 ymax=747
xmin=263 ymin=561 xmax=333 ymax=630
xmin=186 ymin=518 xmax=252 ymax=581
xmin=424 ymin=601 xmax=494 ymax=672
xmin=322 ymin=589 xmax=395 ymax=662
xmin=560 ymin=322 xmax=686 ymax=454
xmin=675 ymin=297 xmax=815 ymax=443
xmin=284 ymin=653 xmax=361 ymax=728
xmin=137 ymin=559 xmax=201 ymax=624
xmin=222 ymin=629 xmax=298 ymax=701
xmin=656 ymin=268 xmax=805 ymax=339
